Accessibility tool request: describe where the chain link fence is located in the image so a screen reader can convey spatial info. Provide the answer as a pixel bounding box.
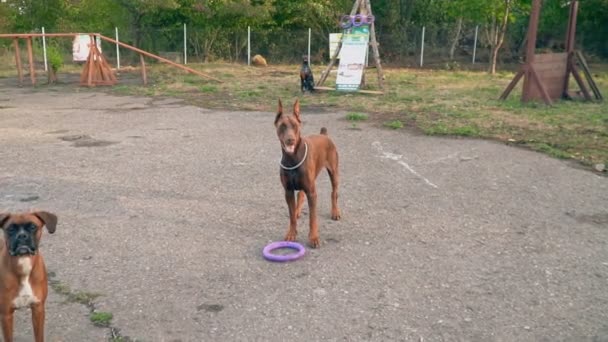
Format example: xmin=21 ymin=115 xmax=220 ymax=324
xmin=0 ymin=22 xmax=592 ymax=77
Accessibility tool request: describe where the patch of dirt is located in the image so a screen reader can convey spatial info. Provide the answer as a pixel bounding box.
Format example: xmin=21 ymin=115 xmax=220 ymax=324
xmin=59 ymin=134 xmax=118 ymax=148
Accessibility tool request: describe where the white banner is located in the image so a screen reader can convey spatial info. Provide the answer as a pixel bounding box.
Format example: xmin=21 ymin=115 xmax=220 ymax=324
xmin=72 ymin=34 xmax=102 ymax=62
xmin=329 ymin=33 xmax=343 ymax=60
xmin=335 ymin=28 xmax=369 ymax=91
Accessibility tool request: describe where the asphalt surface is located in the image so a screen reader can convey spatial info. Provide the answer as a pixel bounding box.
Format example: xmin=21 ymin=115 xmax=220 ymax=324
xmin=0 ymin=86 xmax=607 ymax=342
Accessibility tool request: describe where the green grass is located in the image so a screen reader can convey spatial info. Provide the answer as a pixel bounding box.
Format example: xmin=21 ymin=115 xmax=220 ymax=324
xmin=346 ymin=112 xmax=369 ymax=121
xmin=90 ymin=311 xmax=113 ymax=327
xmin=384 ymin=120 xmax=404 ymax=129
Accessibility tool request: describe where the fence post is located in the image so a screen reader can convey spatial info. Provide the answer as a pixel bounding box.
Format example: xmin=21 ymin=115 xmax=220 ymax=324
xmin=472 ymin=25 xmax=478 ymax=64
xmin=420 ymin=26 xmax=425 ymax=67
xmin=183 ymin=23 xmax=187 ymax=65
xmin=115 ymin=27 xmax=120 ymax=69
xmin=247 ymin=26 xmax=251 ymax=66
xmin=41 ymin=27 xmax=48 ymax=72
xmin=308 ymin=28 xmax=311 ymax=64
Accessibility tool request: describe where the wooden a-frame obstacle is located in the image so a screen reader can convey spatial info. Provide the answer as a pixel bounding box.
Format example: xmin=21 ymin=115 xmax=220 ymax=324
xmin=500 ymin=0 xmax=602 ymax=105
xmin=0 ymin=33 xmax=222 ymax=87
xmin=316 ymin=0 xmax=385 ymax=94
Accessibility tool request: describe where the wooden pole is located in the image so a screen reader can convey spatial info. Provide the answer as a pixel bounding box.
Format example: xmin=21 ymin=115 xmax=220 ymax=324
xmin=86 ymin=35 xmax=94 ymax=87
xmin=140 ymin=54 xmax=147 ymax=85
xmin=13 ymin=38 xmax=23 ymax=85
xmin=521 ymin=0 xmax=542 ymax=103
xmin=563 ymin=0 xmax=578 ymax=97
xmin=363 ymin=0 xmax=385 ymax=90
xmin=26 ymin=37 xmax=36 ymax=85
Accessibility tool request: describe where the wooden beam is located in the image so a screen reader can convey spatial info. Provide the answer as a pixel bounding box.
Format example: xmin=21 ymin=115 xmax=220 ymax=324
xmin=563 ymin=0 xmax=579 ymax=96
xmin=97 ymin=34 xmax=222 ymax=83
xmin=314 ymin=85 xmax=383 ymax=95
xmin=140 ymin=54 xmax=147 ymax=85
xmin=499 ymin=69 xmax=524 ymax=100
xmin=0 ymin=33 xmax=101 ymax=38
xmin=86 ymin=36 xmax=94 ymax=87
xmin=529 ymin=67 xmax=553 ymax=105
xmin=525 ymin=0 xmax=542 ymax=65
xmin=570 ymin=63 xmax=592 ymax=101
xmin=363 ymin=0 xmax=385 ymax=91
xmin=26 ymin=37 xmax=36 ymax=85
xmin=13 ymin=38 xmax=23 ymax=85
xmin=576 ymin=50 xmax=603 ymax=100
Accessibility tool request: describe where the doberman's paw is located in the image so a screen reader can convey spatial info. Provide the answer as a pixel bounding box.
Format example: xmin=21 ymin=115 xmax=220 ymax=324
xmin=308 ymin=236 xmax=320 ymax=248
xmin=284 ymin=230 xmax=297 ymax=241
xmin=331 ymin=209 xmax=341 ymax=221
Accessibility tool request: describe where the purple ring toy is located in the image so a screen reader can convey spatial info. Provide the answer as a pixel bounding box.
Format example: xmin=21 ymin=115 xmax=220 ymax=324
xmin=263 ymin=241 xmax=306 ymax=262
xmin=352 ymin=14 xmax=364 ymax=27
xmin=340 ymin=15 xmax=353 ymax=29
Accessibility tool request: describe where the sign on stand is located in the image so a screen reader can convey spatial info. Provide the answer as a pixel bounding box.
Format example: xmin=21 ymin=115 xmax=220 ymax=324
xmin=72 ymin=34 xmax=102 ymax=62
xmin=335 ymin=26 xmax=369 ymax=91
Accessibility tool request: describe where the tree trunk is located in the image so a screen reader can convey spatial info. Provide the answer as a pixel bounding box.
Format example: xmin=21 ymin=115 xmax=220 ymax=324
xmin=489 ymin=0 xmax=512 ymax=74
xmin=449 ymin=17 xmax=463 ymax=60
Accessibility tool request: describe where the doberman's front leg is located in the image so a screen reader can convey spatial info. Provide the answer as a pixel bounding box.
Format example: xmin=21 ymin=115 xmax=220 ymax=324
xmin=305 ymin=186 xmax=320 ymax=248
xmin=284 ymin=190 xmax=298 ymax=241
xmin=295 ymin=191 xmax=306 ymax=219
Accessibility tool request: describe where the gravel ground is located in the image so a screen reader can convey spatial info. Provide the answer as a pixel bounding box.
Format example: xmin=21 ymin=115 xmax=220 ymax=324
xmin=0 ymin=86 xmax=607 ymax=342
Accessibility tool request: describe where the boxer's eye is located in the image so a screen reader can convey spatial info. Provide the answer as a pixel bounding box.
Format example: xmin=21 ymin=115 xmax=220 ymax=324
xmin=7 ymin=225 xmax=18 ymax=234
xmin=25 ymin=224 xmax=37 ymax=232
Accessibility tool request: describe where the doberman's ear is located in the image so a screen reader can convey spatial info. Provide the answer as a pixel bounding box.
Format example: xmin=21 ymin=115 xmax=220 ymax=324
xmin=0 ymin=213 xmax=9 ymax=228
xmin=293 ymin=99 xmax=301 ymax=123
xmin=275 ymin=99 xmax=283 ymax=126
xmin=33 ymin=211 xmax=57 ymax=234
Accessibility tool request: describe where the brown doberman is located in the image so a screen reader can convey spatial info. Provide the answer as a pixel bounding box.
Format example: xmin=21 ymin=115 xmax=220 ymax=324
xmin=274 ymin=99 xmax=341 ymax=248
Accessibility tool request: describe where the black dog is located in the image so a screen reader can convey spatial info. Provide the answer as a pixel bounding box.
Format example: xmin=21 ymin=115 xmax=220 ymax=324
xmin=300 ymin=56 xmax=315 ymax=93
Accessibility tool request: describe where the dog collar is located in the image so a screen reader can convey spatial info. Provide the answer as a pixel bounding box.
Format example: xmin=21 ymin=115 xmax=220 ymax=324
xmin=280 ymin=142 xmax=308 ymax=171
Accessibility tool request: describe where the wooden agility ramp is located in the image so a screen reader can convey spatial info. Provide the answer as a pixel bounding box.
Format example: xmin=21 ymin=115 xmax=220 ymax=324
xmin=500 ymin=0 xmax=602 ymax=105
xmin=0 ymin=32 xmax=222 ymax=87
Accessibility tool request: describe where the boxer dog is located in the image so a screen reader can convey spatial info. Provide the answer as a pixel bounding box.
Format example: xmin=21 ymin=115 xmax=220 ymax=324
xmin=275 ymin=99 xmax=340 ymax=248
xmin=0 ymin=211 xmax=57 ymax=342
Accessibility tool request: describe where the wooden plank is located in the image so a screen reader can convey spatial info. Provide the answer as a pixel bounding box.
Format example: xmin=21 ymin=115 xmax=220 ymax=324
xmin=26 ymin=37 xmax=36 ymax=85
xmin=363 ymin=0 xmax=385 ymax=91
xmin=0 ymin=33 xmax=101 ymax=38
xmin=315 ymin=85 xmax=383 ymax=95
xmin=570 ymin=65 xmax=592 ymax=100
xmin=528 ymin=53 xmax=568 ymax=101
xmin=13 ymin=38 xmax=23 ymax=85
xmin=576 ymin=51 xmax=603 ymax=100
xmin=529 ymin=67 xmax=553 ymax=105
xmin=499 ymin=69 xmax=524 ymax=100
xmin=98 ymin=34 xmax=222 ymax=83
xmin=140 ymin=54 xmax=147 ymax=85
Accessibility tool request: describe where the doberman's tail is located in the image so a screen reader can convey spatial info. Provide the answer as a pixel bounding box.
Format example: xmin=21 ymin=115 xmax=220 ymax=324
xmin=320 ymin=127 xmax=328 ymax=135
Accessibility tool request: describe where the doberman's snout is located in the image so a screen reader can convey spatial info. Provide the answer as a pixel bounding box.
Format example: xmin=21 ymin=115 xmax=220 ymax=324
xmin=285 ymin=137 xmax=295 ymax=146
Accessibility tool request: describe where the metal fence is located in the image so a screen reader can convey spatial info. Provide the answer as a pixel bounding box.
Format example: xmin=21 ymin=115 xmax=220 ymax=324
xmin=1 ymin=23 xmax=587 ymax=75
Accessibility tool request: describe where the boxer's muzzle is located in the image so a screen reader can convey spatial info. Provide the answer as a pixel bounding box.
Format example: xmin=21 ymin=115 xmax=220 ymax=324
xmin=5 ymin=223 xmax=38 ymax=256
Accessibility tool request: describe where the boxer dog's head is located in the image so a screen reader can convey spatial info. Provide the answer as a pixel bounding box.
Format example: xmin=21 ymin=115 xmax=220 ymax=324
xmin=0 ymin=211 xmax=57 ymax=257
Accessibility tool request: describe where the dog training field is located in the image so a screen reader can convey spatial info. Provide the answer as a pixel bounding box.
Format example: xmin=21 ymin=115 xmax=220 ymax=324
xmin=1 ymin=84 xmax=607 ymax=341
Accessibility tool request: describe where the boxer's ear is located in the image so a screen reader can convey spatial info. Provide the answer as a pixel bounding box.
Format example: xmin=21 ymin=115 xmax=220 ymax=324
xmin=0 ymin=213 xmax=9 ymax=228
xmin=33 ymin=211 xmax=57 ymax=234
